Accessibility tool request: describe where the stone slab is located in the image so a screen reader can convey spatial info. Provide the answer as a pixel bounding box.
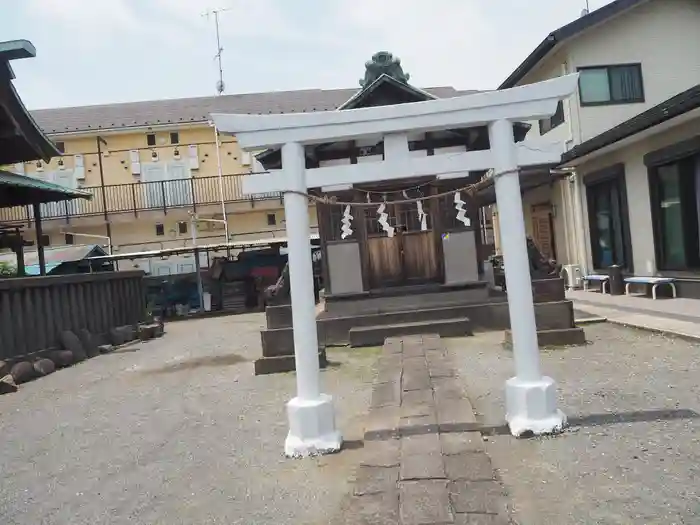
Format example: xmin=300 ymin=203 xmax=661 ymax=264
xmin=400 ymin=453 xmax=446 ymax=481
xmin=399 ymin=480 xmax=453 ymax=525
xmin=342 ymin=493 xmax=400 ymax=525
xmin=401 ymin=434 xmax=442 ymax=457
xmin=371 ymin=380 xmax=401 ymax=408
xmin=444 ymin=452 xmax=494 ymax=482
xmin=354 ymin=466 xmax=399 ymax=496
xmin=454 ymin=513 xmax=510 ymax=525
xmin=440 ymin=432 xmax=484 ymax=455
xmin=361 ymin=439 xmax=401 ymax=468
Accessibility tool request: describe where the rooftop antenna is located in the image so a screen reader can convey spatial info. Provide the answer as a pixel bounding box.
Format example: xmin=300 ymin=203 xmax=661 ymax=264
xmin=203 ymin=7 xmax=231 ymax=95
xmin=581 ymin=0 xmax=590 ymax=16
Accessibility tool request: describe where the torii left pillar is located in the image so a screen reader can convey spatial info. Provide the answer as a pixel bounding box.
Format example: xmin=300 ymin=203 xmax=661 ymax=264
xmin=279 ymin=141 xmax=342 ymax=457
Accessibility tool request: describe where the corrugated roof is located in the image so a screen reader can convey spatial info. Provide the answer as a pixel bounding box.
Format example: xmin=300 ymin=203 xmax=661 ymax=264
xmin=0 ymin=244 xmax=107 ymax=271
xmin=30 ymin=87 xmax=467 ymax=135
xmin=0 ymin=169 xmax=92 ymax=206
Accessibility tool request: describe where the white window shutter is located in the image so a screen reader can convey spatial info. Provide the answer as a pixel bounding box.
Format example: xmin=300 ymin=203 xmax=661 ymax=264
xmin=130 ymin=150 xmax=141 ymax=175
xmin=73 ymin=154 xmax=85 ymax=180
xmin=240 ymin=151 xmax=251 ymax=165
xmin=188 ymin=145 xmax=199 ymax=170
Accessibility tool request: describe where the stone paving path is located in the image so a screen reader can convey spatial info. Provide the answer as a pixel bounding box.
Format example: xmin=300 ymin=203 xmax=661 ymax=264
xmin=336 ymin=334 xmax=511 ymax=525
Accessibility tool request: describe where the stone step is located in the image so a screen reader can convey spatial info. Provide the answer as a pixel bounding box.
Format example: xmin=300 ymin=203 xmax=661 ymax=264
xmin=349 ymin=318 xmax=472 ymax=347
xmin=254 ymin=349 xmax=327 ymax=375
xmin=504 ymin=327 xmax=587 ymax=348
xmin=319 ymin=300 xmax=575 ymax=346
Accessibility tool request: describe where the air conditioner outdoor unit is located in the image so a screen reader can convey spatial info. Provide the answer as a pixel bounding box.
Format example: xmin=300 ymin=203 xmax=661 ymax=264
xmin=561 ymin=264 xmax=583 ymax=289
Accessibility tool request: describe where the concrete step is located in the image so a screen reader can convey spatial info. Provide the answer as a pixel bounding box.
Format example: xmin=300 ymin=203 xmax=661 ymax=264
xmin=504 ymin=327 xmax=587 ymax=348
xmin=349 ymin=318 xmax=472 ymax=347
xmin=319 ymin=300 xmax=575 ymax=345
xmin=254 ymin=350 xmax=327 ymax=375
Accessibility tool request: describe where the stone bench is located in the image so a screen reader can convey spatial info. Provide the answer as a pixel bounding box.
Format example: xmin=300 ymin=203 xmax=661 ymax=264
xmin=624 ymin=277 xmax=676 ymax=300
xmin=583 ymin=274 xmax=609 ymax=293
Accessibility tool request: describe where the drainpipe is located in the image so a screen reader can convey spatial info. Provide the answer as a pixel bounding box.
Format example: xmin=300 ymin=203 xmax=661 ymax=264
xmin=96 ymin=136 xmax=113 ymax=244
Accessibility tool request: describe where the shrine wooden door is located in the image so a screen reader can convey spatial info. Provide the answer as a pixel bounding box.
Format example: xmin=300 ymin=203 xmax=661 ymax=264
xmin=531 ymin=204 xmax=556 ymax=260
xmin=365 ymin=201 xmax=439 ymax=288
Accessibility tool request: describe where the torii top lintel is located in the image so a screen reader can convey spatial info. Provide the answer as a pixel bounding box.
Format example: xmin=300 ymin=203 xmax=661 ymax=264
xmin=211 ymin=74 xmax=578 ymax=150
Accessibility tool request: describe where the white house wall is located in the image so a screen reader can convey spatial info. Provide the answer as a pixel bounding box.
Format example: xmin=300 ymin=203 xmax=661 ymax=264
xmin=518 ymin=0 xmax=700 ymax=145
xmin=575 ymin=116 xmax=700 ymax=276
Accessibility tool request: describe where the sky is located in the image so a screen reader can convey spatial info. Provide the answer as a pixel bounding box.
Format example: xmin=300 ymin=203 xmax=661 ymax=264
xmin=4 ymin=0 xmax=616 ymax=110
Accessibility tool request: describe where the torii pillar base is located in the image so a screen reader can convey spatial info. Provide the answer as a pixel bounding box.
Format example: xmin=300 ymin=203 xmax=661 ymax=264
xmin=505 ymin=376 xmax=567 ymax=437
xmin=284 ymin=395 xmax=342 ymax=458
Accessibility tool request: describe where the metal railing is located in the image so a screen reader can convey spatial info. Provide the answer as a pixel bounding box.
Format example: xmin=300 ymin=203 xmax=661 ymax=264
xmin=0 ymin=173 xmax=281 ymax=224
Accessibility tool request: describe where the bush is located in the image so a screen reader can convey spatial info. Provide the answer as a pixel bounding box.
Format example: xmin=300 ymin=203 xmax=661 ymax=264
xmin=0 ymin=261 xmax=16 ymax=277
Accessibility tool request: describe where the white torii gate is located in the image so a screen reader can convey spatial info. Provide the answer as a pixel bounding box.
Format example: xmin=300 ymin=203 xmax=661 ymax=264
xmin=212 ymin=73 xmax=579 ymax=457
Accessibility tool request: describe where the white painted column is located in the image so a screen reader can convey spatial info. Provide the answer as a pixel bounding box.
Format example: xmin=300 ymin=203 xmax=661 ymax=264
xmin=281 ymin=141 xmax=342 ymax=457
xmin=489 ymin=119 xmax=566 ymax=437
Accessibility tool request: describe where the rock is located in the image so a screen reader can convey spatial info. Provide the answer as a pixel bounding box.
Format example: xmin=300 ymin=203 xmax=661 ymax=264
xmin=49 ymin=350 xmax=74 ymax=368
xmin=138 ymin=324 xmax=157 ymax=341
xmin=78 ymin=329 xmax=101 ymax=358
xmin=60 ymin=330 xmax=87 ymax=362
xmin=108 ymin=326 xmax=134 ymax=346
xmin=98 ymin=344 xmax=114 ymax=354
xmin=33 ymin=358 xmax=56 ymax=377
xmin=0 ymin=360 xmax=9 ymax=377
xmin=0 ymin=374 xmax=18 ymax=394
xmin=10 ymin=361 xmax=36 ymax=384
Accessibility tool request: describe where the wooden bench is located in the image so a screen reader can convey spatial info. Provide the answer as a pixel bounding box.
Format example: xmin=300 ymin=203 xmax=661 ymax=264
xmin=583 ymin=274 xmax=609 ymax=293
xmin=624 ymin=276 xmax=677 ymax=300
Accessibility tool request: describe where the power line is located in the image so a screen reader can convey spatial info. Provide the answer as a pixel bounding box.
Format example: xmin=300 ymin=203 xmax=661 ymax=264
xmin=202 ymin=7 xmax=231 ymax=95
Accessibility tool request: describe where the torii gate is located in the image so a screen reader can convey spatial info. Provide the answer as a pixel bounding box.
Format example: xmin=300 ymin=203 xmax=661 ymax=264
xmin=212 ymin=73 xmax=579 ymax=457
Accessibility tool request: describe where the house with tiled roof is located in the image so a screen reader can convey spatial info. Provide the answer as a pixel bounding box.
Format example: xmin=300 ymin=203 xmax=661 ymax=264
xmin=0 ymin=57 xmax=471 ymax=273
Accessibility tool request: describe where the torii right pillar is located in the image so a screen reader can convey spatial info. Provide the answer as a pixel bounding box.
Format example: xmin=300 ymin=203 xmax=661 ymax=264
xmin=489 ymin=119 xmax=566 ymax=436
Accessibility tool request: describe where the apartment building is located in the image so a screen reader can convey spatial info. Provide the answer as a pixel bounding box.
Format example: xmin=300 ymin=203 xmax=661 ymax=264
xmin=494 ymin=0 xmax=700 ymax=297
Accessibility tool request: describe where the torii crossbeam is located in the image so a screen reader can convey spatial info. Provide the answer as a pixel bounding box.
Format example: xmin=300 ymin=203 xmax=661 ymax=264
xmin=212 ymin=73 xmax=579 ymax=457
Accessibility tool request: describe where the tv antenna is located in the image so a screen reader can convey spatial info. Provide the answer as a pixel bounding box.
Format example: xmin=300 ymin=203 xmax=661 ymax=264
xmin=203 ymin=7 xmax=231 ymax=95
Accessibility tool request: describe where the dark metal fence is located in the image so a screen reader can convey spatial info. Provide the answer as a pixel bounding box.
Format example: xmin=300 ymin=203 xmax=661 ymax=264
xmin=0 ymin=173 xmax=282 ymax=223
xmin=0 ymin=271 xmax=146 ymax=361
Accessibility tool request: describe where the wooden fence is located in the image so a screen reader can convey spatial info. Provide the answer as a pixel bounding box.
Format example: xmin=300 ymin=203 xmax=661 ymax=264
xmin=0 ymin=271 xmax=146 ymax=361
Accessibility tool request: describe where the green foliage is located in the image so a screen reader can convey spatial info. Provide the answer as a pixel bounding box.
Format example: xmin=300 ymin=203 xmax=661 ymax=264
xmin=0 ymin=261 xmax=17 ymax=277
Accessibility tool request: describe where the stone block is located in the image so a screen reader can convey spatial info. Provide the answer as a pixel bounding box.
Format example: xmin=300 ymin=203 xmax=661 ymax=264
xmin=0 ymin=360 xmax=9 ymax=377
xmin=60 ymin=330 xmax=86 ymax=361
xmin=354 ymin=465 xmax=399 ymax=496
xmin=33 ymin=358 xmax=56 ymax=377
xmin=440 ymin=432 xmax=484 ymax=455
xmin=401 ymin=434 xmax=442 ymax=457
xmin=445 ymin=452 xmax=494 ymax=481
xmin=370 ymin=381 xmax=400 ymax=408
xmin=449 ymin=480 xmax=505 ymax=514
xmin=98 ymin=344 xmax=114 ymax=354
xmin=400 ymin=413 xmax=438 ymax=436
xmin=364 ymin=406 xmax=401 ymax=441
xmin=138 ymin=324 xmax=157 ymax=341
xmin=454 ymin=513 xmax=510 ymax=525
xmin=0 ymin=374 xmax=18 ymax=394
xmin=254 ymin=350 xmax=327 ymax=375
xmin=10 ymin=361 xmax=36 ymax=384
xmin=402 ymin=389 xmax=434 ymax=407
xmin=437 ymin=399 xmax=477 ymax=429
xmin=399 ymin=480 xmax=453 ymax=525
xmin=360 ymin=439 xmax=400 ymax=468
xmin=402 ymin=369 xmax=431 ymax=392
xmin=400 ymin=453 xmax=445 ymax=481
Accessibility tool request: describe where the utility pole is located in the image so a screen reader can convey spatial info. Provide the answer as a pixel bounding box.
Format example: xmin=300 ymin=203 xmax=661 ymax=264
xmin=202 ymin=7 xmax=231 ymax=95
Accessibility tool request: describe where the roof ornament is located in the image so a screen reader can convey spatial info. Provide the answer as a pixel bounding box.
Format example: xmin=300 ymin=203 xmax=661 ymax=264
xmin=359 ymin=51 xmax=410 ymax=88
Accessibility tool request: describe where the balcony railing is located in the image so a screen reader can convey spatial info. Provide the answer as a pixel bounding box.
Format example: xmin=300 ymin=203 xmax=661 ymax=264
xmin=0 ymin=173 xmax=281 ymax=224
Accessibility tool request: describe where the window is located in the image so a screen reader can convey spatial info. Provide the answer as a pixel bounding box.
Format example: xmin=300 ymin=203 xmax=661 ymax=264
xmin=155 ymin=223 xmax=165 ymax=236
xmin=266 ymin=213 xmax=277 ymax=226
xmin=539 ymin=101 xmax=565 ymax=135
xmin=585 ymin=167 xmax=632 ymax=270
xmin=650 ymin=155 xmax=700 ymax=270
xmin=170 ymin=132 xmax=179 ymax=145
xmin=146 ymin=133 xmax=157 ymax=147
xmin=578 ymin=64 xmax=644 ymax=106
xmin=54 ymin=141 xmax=65 ymax=153
xmin=64 ymin=233 xmax=74 ymax=245
xmin=178 ymin=221 xmax=188 ymax=234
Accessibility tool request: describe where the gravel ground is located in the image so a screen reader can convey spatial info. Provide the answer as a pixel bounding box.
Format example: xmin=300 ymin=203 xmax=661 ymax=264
xmin=446 ymin=324 xmax=700 ymax=525
xmin=0 ymin=313 xmax=378 ymax=525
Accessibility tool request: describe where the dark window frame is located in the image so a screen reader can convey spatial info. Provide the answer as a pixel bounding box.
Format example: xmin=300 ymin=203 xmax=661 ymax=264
xmin=266 ymin=213 xmax=277 ymax=226
xmin=54 ymin=141 xmax=65 ymax=154
xmin=646 ymin=135 xmax=700 ymax=272
xmin=155 ymin=223 xmax=165 ymax=236
xmin=40 ymin=234 xmax=51 ymax=247
xmin=578 ymin=63 xmax=645 ymax=107
xmin=64 ymin=233 xmax=74 ymax=245
xmin=538 ymin=100 xmax=565 ymax=135
xmin=170 ymin=132 xmax=180 ymax=145
xmin=584 ymin=163 xmax=634 ymax=273
xmin=177 ymin=221 xmax=188 ymax=235
xmin=146 ymin=133 xmax=157 ymax=147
